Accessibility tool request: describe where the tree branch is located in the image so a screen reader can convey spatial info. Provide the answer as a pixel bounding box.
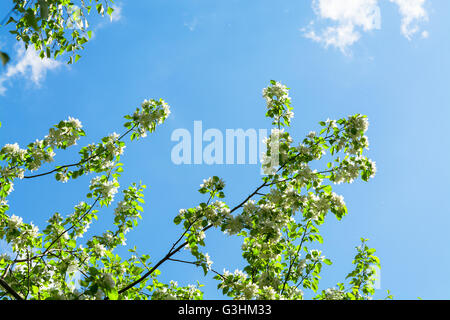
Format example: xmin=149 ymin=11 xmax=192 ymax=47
xmin=0 ymin=278 xmax=24 ymax=300
xmin=23 ymin=124 xmax=136 ymax=179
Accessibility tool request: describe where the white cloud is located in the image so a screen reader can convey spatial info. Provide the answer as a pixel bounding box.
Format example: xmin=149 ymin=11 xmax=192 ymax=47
xmin=304 ymin=0 xmax=429 ymax=54
xmin=0 ymin=44 xmax=62 ymax=95
xmin=390 ymin=0 xmax=428 ymax=39
xmin=304 ymin=0 xmax=381 ymax=54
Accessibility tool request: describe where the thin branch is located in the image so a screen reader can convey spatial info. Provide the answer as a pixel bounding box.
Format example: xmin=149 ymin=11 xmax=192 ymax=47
xmin=294 ymin=260 xmax=319 ymax=290
xmin=168 ymin=215 xmax=201 ymax=255
xmin=280 ymin=219 xmax=311 ymax=295
xmin=42 ymin=195 xmax=100 ymax=257
xmin=167 ymin=257 xmax=225 ymax=280
xmin=0 ymin=278 xmax=24 ymax=300
xmin=23 ymin=124 xmax=136 ymax=179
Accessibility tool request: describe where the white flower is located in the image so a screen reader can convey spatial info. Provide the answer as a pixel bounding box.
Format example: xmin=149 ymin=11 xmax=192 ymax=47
xmin=204 ymin=253 xmax=213 ymax=270
xmin=262 ymin=82 xmax=290 ymax=107
xmin=68 ymin=117 xmax=83 ymax=129
xmin=114 ymin=201 xmax=134 ymax=217
xmin=90 ymin=177 xmax=119 ymax=200
xmin=368 ymin=159 xmax=377 ymax=177
xmin=92 ymin=243 xmax=107 ymax=257
xmin=100 ymin=273 xmax=115 ymax=290
xmin=326 ymin=118 xmax=337 ymax=128
xmin=200 ymin=177 xmax=225 ymax=190
xmin=17 ymin=168 xmax=25 ymax=179
xmin=28 ymin=222 xmax=39 ymax=238
xmin=233 ymin=269 xmax=247 ymax=280
xmin=46 ymin=117 xmax=83 ymax=148
xmin=224 ymin=216 xmax=244 ymax=235
xmin=324 ymin=287 xmax=345 ymax=300
xmin=132 ymin=99 xmax=171 ymax=137
xmin=55 ymin=171 xmax=69 ymax=183
xmin=260 ymin=286 xmax=277 ymax=299
xmin=298 ymin=259 xmax=307 ymax=272
xmin=307 ymin=131 xmax=316 ymax=139
xmin=330 ymin=193 xmax=346 ymax=209
xmin=66 ymin=261 xmax=78 ymax=274
xmin=3 ymin=143 xmax=20 ymax=154
xmin=28 ymin=139 xmax=55 ymax=171
xmin=243 ymin=282 xmax=259 ymax=299
xmin=8 ymin=214 xmax=23 ymax=229
xmin=262 ymin=81 xmax=293 ymax=125
xmin=297 ymin=144 xmax=311 ymax=157
xmin=243 ymin=200 xmax=257 ymax=214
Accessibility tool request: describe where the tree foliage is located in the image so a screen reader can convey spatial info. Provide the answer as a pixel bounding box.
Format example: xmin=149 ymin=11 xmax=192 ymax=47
xmin=1 ymin=0 xmax=115 ymax=64
xmin=0 ymin=1 xmax=389 ymax=301
xmin=0 ymin=80 xmax=387 ymax=300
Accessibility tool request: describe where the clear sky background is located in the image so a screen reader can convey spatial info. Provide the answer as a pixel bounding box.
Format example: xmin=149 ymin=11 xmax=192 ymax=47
xmin=0 ymin=0 xmax=449 ymax=299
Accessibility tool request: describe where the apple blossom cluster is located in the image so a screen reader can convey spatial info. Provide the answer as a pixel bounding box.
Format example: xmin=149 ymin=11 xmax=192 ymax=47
xmin=322 ymin=287 xmax=346 ymax=300
xmin=1 ymin=143 xmax=27 ymax=163
xmin=217 ymin=269 xmax=261 ymax=299
xmin=198 ymin=176 xmax=226 ymax=198
xmin=0 ymin=212 xmax=40 ymax=252
xmin=63 ymin=201 xmax=95 ymax=240
xmin=103 ymin=133 xmax=125 ymax=158
xmin=262 ymin=80 xmax=294 ymax=126
xmin=0 ymin=117 xmax=84 ymax=177
xmin=53 ymin=133 xmax=125 ymax=184
xmin=261 ymin=128 xmax=293 ymax=175
xmin=98 ymin=183 xmax=147 ymax=249
xmin=0 ymin=117 xmax=84 ymax=202
xmin=175 ymin=197 xmax=234 ymax=275
xmin=262 ymin=81 xmax=290 ymax=108
xmin=99 ymin=273 xmax=115 ymax=291
xmin=331 ymin=155 xmax=376 ymax=184
xmin=89 ymin=175 xmax=119 ymax=205
xmin=124 ymin=98 xmax=171 ymax=140
xmin=313 ymin=239 xmax=381 ymax=300
xmin=45 ymin=117 xmax=85 ymax=150
xmin=216 ymin=268 xmax=304 ymax=300
xmin=27 ymin=139 xmax=56 ymax=171
xmin=152 ymin=281 xmax=204 ymax=300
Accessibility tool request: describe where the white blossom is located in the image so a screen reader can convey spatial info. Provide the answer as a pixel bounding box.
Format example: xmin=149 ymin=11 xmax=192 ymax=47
xmin=92 ymin=243 xmax=107 ymax=257
xmin=8 ymin=214 xmax=23 ymax=229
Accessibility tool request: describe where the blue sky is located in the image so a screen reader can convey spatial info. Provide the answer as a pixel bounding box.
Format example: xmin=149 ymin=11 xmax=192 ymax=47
xmin=1 ymin=0 xmax=449 ymax=299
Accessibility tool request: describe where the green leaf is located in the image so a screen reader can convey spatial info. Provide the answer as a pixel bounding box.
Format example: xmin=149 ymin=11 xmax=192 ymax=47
xmin=89 ymin=267 xmax=100 ymax=276
xmin=96 ymin=3 xmax=104 ymax=15
xmin=0 ymin=51 xmax=10 ymax=66
xmin=105 ymin=288 xmax=118 ymax=300
xmin=39 ymin=0 xmax=49 ymax=20
xmin=107 ymin=7 xmax=114 ymax=17
xmin=24 ymin=11 xmax=39 ymax=31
